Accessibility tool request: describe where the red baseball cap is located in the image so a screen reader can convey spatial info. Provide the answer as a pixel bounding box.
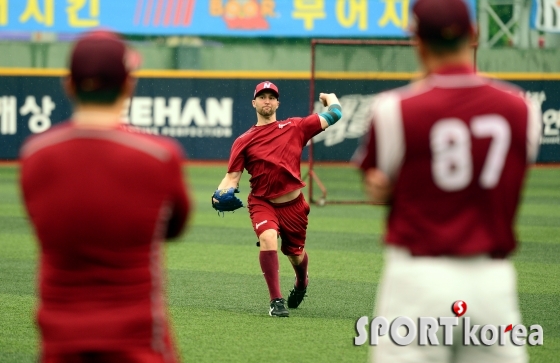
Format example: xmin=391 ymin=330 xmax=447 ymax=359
xmin=411 ymin=0 xmax=473 ymax=42
xmin=70 ymin=30 xmax=141 ymax=92
xmin=253 ymin=81 xmax=279 ymax=99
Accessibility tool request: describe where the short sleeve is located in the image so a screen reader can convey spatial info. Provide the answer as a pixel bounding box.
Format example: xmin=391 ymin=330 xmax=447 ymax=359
xmin=297 ymin=114 xmax=323 ymax=144
xmin=525 ymin=98 xmax=542 ymax=163
xmin=227 ymin=137 xmax=245 ymax=173
xmin=352 ymin=92 xmax=405 ymax=181
xmin=352 ymin=120 xmax=377 ymax=173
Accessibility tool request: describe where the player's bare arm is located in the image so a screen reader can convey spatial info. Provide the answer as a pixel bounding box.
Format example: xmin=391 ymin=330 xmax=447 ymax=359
xmin=212 ymin=171 xmax=244 ymax=213
xmin=217 ymin=171 xmax=242 ymax=191
xmin=318 ymin=92 xmax=342 ymax=130
xmin=363 ymin=168 xmax=393 ymax=203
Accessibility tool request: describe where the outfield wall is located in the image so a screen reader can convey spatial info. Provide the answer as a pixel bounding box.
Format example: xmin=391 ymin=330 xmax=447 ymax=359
xmin=0 ymin=70 xmax=558 ymax=162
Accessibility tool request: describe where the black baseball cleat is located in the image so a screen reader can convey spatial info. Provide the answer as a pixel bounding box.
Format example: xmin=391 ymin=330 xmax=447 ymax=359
xmin=287 ymin=286 xmax=307 ymax=309
xmin=269 ymin=298 xmax=289 ymax=317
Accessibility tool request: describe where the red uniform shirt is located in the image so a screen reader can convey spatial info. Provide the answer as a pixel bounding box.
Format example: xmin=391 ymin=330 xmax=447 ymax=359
xmin=354 ymin=65 xmax=541 ymax=257
xmin=20 ymin=122 xmax=191 ymax=354
xmin=228 ymin=115 xmax=323 ymax=199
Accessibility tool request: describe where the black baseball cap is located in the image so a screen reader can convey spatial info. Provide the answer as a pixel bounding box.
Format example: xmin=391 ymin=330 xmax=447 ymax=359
xmin=411 ymin=0 xmax=474 ymax=42
xmin=70 ymin=30 xmax=141 ymax=92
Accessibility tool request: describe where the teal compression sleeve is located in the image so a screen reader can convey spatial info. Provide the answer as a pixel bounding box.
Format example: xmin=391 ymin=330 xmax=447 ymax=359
xmin=318 ymin=104 xmax=342 ymax=126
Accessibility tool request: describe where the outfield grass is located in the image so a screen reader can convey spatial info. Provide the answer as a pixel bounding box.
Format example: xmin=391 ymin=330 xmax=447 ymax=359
xmin=0 ymin=164 xmax=558 ymax=362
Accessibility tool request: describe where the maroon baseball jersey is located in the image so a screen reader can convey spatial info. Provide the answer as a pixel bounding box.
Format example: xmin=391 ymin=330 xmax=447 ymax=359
xmin=20 ymin=122 xmax=191 ymax=355
xmin=354 ymin=65 xmax=541 ymax=257
xmin=228 ymin=115 xmax=323 ymax=199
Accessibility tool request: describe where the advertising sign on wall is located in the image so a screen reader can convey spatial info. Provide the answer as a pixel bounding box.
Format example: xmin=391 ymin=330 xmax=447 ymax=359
xmin=310 ymin=79 xmax=560 ymax=163
xmin=0 ymin=72 xmax=557 ymax=163
xmin=531 ymin=0 xmax=560 ymax=33
xmin=0 ymin=0 xmax=476 ymax=37
xmin=0 ymin=74 xmax=311 ymax=160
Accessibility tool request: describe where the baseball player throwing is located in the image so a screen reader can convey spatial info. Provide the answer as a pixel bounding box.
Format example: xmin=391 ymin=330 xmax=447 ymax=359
xmin=213 ymin=81 xmax=341 ymax=317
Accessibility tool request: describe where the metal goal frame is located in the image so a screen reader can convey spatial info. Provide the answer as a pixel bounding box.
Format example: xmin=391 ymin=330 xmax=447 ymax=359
xmin=305 ymin=39 xmax=477 ymax=205
xmin=306 ymin=39 xmax=416 ymax=205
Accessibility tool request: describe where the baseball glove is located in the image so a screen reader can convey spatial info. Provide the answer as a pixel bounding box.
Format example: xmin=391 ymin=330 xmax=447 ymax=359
xmin=212 ymin=187 xmax=244 ymax=215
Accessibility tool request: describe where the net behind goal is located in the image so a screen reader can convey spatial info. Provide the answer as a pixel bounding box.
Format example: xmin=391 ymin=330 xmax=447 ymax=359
xmin=306 ymin=39 xmax=419 ymax=205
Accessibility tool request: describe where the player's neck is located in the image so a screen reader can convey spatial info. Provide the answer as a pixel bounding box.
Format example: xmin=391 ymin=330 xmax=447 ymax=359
xmin=72 ymin=102 xmax=125 ymax=129
xmin=255 ymin=114 xmax=277 ymax=126
xmin=423 ymin=47 xmax=473 ymax=74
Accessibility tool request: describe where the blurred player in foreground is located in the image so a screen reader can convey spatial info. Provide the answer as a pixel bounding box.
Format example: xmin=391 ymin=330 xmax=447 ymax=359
xmin=20 ymin=31 xmax=191 ymax=363
xmin=353 ymin=0 xmax=541 ymax=362
xmin=212 ymin=82 xmax=341 ymax=317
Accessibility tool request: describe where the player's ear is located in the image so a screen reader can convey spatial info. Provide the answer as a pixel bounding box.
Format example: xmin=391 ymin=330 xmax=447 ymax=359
xmin=416 ymin=37 xmax=428 ymax=64
xmin=252 ymin=99 xmax=256 ymax=108
xmin=63 ymin=76 xmax=77 ymax=100
xmin=469 ymin=24 xmax=478 ymax=45
xmin=121 ymin=76 xmax=136 ymax=99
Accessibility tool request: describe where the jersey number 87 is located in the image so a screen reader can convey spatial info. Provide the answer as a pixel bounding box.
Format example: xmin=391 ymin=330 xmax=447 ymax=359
xmin=430 ymin=115 xmax=511 ymax=191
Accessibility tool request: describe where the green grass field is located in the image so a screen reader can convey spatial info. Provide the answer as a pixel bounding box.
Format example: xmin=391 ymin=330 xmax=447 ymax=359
xmin=0 ymin=164 xmax=559 ymax=362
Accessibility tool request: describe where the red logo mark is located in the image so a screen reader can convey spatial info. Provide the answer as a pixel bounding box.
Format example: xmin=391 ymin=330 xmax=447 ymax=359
xmin=504 ymin=324 xmax=513 ymax=333
xmin=451 ymin=300 xmax=467 ymax=317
